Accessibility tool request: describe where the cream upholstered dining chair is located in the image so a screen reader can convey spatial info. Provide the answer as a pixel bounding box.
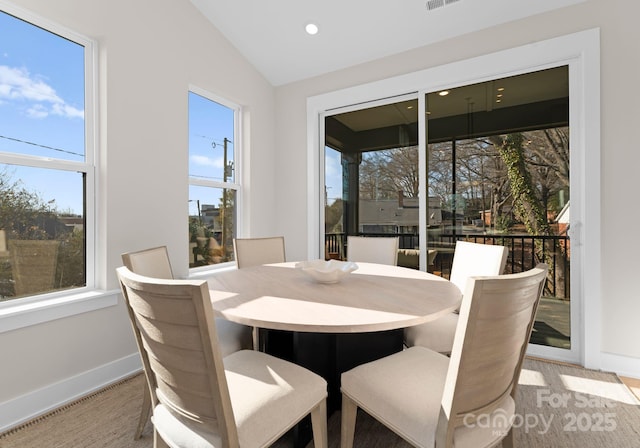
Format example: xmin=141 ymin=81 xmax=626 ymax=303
xmin=121 ymin=246 xmax=253 ymax=440
xmin=233 ymin=236 xmax=286 ymax=269
xmin=346 ymin=236 xmax=399 ymax=266
xmin=122 ymin=246 xmax=174 ymax=279
xmin=232 ymin=237 xmax=287 ymax=350
xmin=117 ymin=266 xmax=328 ymax=448
xmin=404 ymin=241 xmax=508 ymax=354
xmin=341 ymin=264 xmax=548 ymax=448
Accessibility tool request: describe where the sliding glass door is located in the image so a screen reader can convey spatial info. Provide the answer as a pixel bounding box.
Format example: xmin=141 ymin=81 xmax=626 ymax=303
xmin=324 ymin=66 xmax=572 ymax=352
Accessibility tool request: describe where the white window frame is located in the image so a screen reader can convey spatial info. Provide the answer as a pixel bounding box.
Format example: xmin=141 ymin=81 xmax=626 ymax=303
xmin=0 ymin=2 xmax=113 ymax=334
xmin=188 ymin=85 xmax=242 ymax=274
xmin=307 ymin=29 xmax=601 ymax=369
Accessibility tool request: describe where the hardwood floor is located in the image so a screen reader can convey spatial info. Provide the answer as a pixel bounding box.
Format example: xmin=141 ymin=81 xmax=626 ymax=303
xmin=620 ymin=375 xmax=640 ymax=400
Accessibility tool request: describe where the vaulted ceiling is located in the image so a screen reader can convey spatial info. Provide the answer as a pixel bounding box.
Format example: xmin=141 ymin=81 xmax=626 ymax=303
xmin=190 ymin=0 xmax=585 ymax=86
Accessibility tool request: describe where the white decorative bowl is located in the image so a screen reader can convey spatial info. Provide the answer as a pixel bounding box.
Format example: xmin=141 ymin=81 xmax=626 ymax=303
xmin=295 ymin=259 xmax=359 ymax=284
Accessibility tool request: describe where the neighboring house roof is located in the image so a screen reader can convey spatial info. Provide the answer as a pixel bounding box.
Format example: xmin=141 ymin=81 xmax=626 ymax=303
xmin=359 ymin=197 xmax=442 ymax=227
xmin=359 ymin=199 xmax=418 ymax=227
xmin=556 ymin=200 xmax=570 ymax=224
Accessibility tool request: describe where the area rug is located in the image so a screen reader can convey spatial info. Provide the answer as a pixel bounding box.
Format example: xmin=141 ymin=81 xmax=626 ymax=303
xmin=1 ymin=358 xmax=639 ymax=447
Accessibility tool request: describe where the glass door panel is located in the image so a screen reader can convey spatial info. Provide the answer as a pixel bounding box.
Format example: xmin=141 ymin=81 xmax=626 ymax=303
xmin=425 ymin=66 xmax=571 ymax=349
xmin=324 ymin=98 xmax=419 ymax=266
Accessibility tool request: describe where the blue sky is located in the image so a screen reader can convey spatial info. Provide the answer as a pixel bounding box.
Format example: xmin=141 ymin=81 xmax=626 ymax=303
xmin=0 ymin=11 xmax=84 ymax=156
xmin=188 ymin=91 xmax=236 ymax=217
xmin=188 ymin=91 xmax=234 ymax=183
xmin=0 ymin=10 xmax=236 ymax=218
xmin=325 ymin=147 xmax=343 ymax=205
xmin=0 ymin=10 xmax=85 ymax=214
xmin=0 ymin=8 xmax=341 ymax=218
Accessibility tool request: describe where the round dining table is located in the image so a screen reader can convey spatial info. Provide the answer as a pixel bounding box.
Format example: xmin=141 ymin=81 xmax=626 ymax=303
xmin=206 ymin=261 xmax=462 ymax=333
xmin=205 ymin=260 xmax=462 ymax=443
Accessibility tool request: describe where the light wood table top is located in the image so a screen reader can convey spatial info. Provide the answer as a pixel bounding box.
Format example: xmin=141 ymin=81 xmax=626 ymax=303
xmin=206 ymin=261 xmax=462 ymax=333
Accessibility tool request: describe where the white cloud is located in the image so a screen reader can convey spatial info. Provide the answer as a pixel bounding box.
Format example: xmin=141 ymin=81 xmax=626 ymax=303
xmin=26 ymin=104 xmax=48 ymax=118
xmin=191 ymin=155 xmax=223 ymax=168
xmin=0 ymin=64 xmax=84 ymax=119
xmin=51 ymin=102 xmax=84 ymax=119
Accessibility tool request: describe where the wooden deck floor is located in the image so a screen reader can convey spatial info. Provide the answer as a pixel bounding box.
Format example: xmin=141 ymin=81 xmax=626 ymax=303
xmin=531 ymin=297 xmax=571 ymax=349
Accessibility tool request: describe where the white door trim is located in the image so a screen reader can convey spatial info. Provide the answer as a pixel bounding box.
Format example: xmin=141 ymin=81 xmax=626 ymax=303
xmin=307 ymin=28 xmax=601 ymax=368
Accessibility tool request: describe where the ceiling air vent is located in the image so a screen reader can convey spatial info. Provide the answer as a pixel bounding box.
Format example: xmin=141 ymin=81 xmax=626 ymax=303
xmin=426 ymin=0 xmax=461 ymax=11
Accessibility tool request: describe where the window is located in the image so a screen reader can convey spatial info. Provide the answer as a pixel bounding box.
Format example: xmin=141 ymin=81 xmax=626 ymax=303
xmin=0 ymin=8 xmax=95 ymax=301
xmin=188 ymin=89 xmax=239 ymax=268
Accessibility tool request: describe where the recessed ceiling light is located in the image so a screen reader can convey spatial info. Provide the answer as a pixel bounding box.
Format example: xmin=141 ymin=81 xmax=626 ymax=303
xmin=305 ymin=23 xmax=319 ymax=35
xmin=438 ymin=90 xmax=449 ymax=96
xmin=497 ymin=87 xmax=505 ymax=91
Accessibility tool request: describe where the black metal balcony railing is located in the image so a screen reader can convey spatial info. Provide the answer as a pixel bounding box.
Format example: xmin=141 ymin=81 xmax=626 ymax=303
xmin=325 ymin=232 xmax=570 ymax=299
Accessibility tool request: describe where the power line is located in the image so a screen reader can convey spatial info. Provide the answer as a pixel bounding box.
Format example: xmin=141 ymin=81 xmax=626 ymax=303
xmin=0 ymin=134 xmax=83 ymax=158
xmin=194 ymin=134 xmax=233 ymax=149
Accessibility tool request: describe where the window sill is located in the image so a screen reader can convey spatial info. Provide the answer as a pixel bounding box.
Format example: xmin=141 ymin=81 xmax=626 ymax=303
xmin=0 ymin=289 xmax=119 ymax=334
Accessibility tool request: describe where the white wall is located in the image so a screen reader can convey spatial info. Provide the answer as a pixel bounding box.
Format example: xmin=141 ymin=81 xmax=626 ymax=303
xmin=0 ymin=0 xmax=276 ymax=431
xmin=275 ymin=0 xmax=640 ymax=373
xmin=2 ymin=0 xmax=639 ymax=434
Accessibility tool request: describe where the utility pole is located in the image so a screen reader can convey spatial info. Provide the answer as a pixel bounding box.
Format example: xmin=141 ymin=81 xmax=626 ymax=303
xmin=221 ymin=137 xmax=228 ymax=258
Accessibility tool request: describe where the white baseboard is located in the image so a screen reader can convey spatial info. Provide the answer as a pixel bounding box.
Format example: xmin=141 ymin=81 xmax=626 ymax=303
xmin=527 ymin=345 xmax=640 ymax=379
xmin=0 ymin=353 xmax=142 ymax=434
xmin=601 ymin=352 xmax=640 ymax=379
xmin=2 ymin=350 xmax=637 ymax=435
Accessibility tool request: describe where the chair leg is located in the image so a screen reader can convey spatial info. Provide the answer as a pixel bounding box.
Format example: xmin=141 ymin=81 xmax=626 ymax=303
xmin=310 ymin=399 xmax=328 ymax=448
xmin=501 ymin=427 xmax=515 ymax=448
xmin=135 ymin=385 xmax=152 ymax=439
xmin=154 ymin=428 xmax=170 ymax=448
xmin=340 ymin=395 xmax=358 ymax=448
xmin=252 ymin=326 xmax=260 ymax=350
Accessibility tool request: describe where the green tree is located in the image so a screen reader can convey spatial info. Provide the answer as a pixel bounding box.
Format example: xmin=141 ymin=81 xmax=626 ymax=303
xmin=360 ymin=146 xmax=419 ymax=200
xmin=0 ymin=168 xmax=84 ymax=298
xmin=490 ymin=133 xmax=564 ymax=293
xmin=325 ymin=198 xmax=343 ymax=233
xmin=55 ymin=228 xmax=86 ymax=288
xmin=0 ymin=167 xmax=60 ymax=240
xmin=490 ymin=133 xmax=551 ymax=236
